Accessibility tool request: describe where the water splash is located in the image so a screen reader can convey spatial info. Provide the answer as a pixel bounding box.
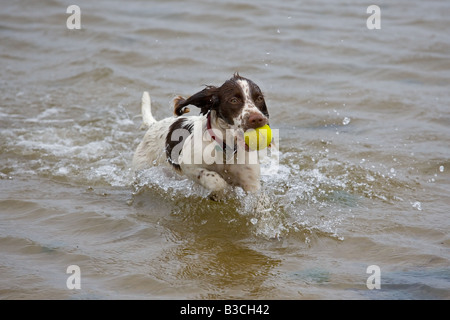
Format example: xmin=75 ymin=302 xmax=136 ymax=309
xmin=3 ymin=100 xmax=413 ymax=242
xmin=130 ymin=150 xmax=362 ymax=241
xmin=342 ymin=117 xmax=351 ymax=126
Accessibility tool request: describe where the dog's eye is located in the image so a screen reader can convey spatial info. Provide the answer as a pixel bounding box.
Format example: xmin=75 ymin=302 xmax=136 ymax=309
xmin=229 ymin=97 xmax=240 ymax=104
xmin=256 ymin=95 xmax=264 ymax=103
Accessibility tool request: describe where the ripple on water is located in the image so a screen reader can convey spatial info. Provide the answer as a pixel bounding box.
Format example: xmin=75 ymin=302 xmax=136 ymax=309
xmin=128 ymin=142 xmax=415 ymax=243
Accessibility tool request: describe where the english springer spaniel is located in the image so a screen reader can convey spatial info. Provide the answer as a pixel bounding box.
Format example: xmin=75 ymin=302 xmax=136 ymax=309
xmin=132 ymin=73 xmax=271 ymax=200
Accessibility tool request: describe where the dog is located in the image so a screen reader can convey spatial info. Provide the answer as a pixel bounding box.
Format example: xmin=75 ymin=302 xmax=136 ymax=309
xmin=132 ymin=73 xmax=271 ymax=200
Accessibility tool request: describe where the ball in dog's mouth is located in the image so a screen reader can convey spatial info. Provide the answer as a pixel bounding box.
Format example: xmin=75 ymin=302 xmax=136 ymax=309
xmin=244 ymin=124 xmax=272 ymax=151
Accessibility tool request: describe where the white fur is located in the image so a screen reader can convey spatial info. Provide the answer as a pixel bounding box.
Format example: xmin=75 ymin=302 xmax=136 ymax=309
xmin=132 ymin=92 xmax=262 ymax=198
xmin=140 ymin=91 xmax=155 ymax=127
xmin=232 ymin=79 xmax=266 ymax=130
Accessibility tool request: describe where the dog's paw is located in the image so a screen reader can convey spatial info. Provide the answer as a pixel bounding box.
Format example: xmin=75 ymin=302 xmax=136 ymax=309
xmin=208 ymin=188 xmax=231 ymax=202
xmin=198 ymin=170 xmax=228 ymax=192
xmin=208 ymin=191 xmax=222 ymax=202
xmin=242 ymin=183 xmax=261 ymax=193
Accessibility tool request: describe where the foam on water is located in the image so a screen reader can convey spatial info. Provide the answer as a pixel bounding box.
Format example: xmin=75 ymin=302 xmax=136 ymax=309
xmin=127 ymin=144 xmax=408 ymax=241
xmin=2 ymin=102 xmax=137 ymax=187
xmin=1 ymin=89 xmax=432 ymax=247
xmin=2 ymin=0 xmax=449 ymax=299
xmin=1 ymin=97 xmax=415 ymax=242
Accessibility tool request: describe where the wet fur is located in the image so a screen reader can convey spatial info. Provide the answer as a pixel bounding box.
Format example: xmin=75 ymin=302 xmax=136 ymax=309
xmin=132 ymin=74 xmax=270 ymax=199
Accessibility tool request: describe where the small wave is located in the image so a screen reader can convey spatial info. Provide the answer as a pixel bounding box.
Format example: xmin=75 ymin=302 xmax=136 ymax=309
xmin=3 ymin=93 xmax=415 ymax=243
xmin=2 ymin=101 xmax=137 ymax=187
xmin=129 ymin=163 xmax=343 ymax=241
xmin=128 ymin=143 xmax=417 ymax=242
xmin=56 ymin=67 xmax=114 ymax=86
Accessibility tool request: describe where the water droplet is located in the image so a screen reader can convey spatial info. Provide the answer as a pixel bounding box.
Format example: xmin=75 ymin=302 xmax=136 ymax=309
xmin=412 ymin=201 xmax=422 ymax=211
xmin=342 ymin=117 xmax=351 ymax=125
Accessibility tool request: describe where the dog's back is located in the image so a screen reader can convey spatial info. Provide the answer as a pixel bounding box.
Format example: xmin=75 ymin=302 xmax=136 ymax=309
xmin=132 ymin=92 xmax=201 ymax=172
xmin=132 ymin=116 xmax=176 ymax=171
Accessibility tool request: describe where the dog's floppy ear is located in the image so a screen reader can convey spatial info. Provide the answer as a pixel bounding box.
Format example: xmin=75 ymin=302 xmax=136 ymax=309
xmin=174 ymin=86 xmax=219 ymax=116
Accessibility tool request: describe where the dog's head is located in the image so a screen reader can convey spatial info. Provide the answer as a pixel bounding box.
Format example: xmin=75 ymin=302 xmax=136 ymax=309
xmin=174 ymin=73 xmax=269 ymax=131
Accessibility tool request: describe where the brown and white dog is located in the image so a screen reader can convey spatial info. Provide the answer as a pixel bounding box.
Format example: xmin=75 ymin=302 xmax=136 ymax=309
xmin=132 ymin=73 xmax=271 ymax=199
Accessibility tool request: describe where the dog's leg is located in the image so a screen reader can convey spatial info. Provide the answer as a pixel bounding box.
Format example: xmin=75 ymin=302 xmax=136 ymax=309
xmin=188 ymin=167 xmax=228 ymax=191
xmin=181 ymin=165 xmax=229 ymax=200
xmin=225 ymin=162 xmax=261 ymax=193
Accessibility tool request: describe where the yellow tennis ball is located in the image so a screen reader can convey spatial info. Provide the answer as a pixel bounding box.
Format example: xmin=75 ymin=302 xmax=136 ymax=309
xmin=244 ymin=124 xmax=272 ymax=151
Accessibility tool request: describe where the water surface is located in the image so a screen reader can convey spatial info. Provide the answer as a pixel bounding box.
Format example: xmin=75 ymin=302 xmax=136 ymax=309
xmin=1 ymin=0 xmax=449 ymax=299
